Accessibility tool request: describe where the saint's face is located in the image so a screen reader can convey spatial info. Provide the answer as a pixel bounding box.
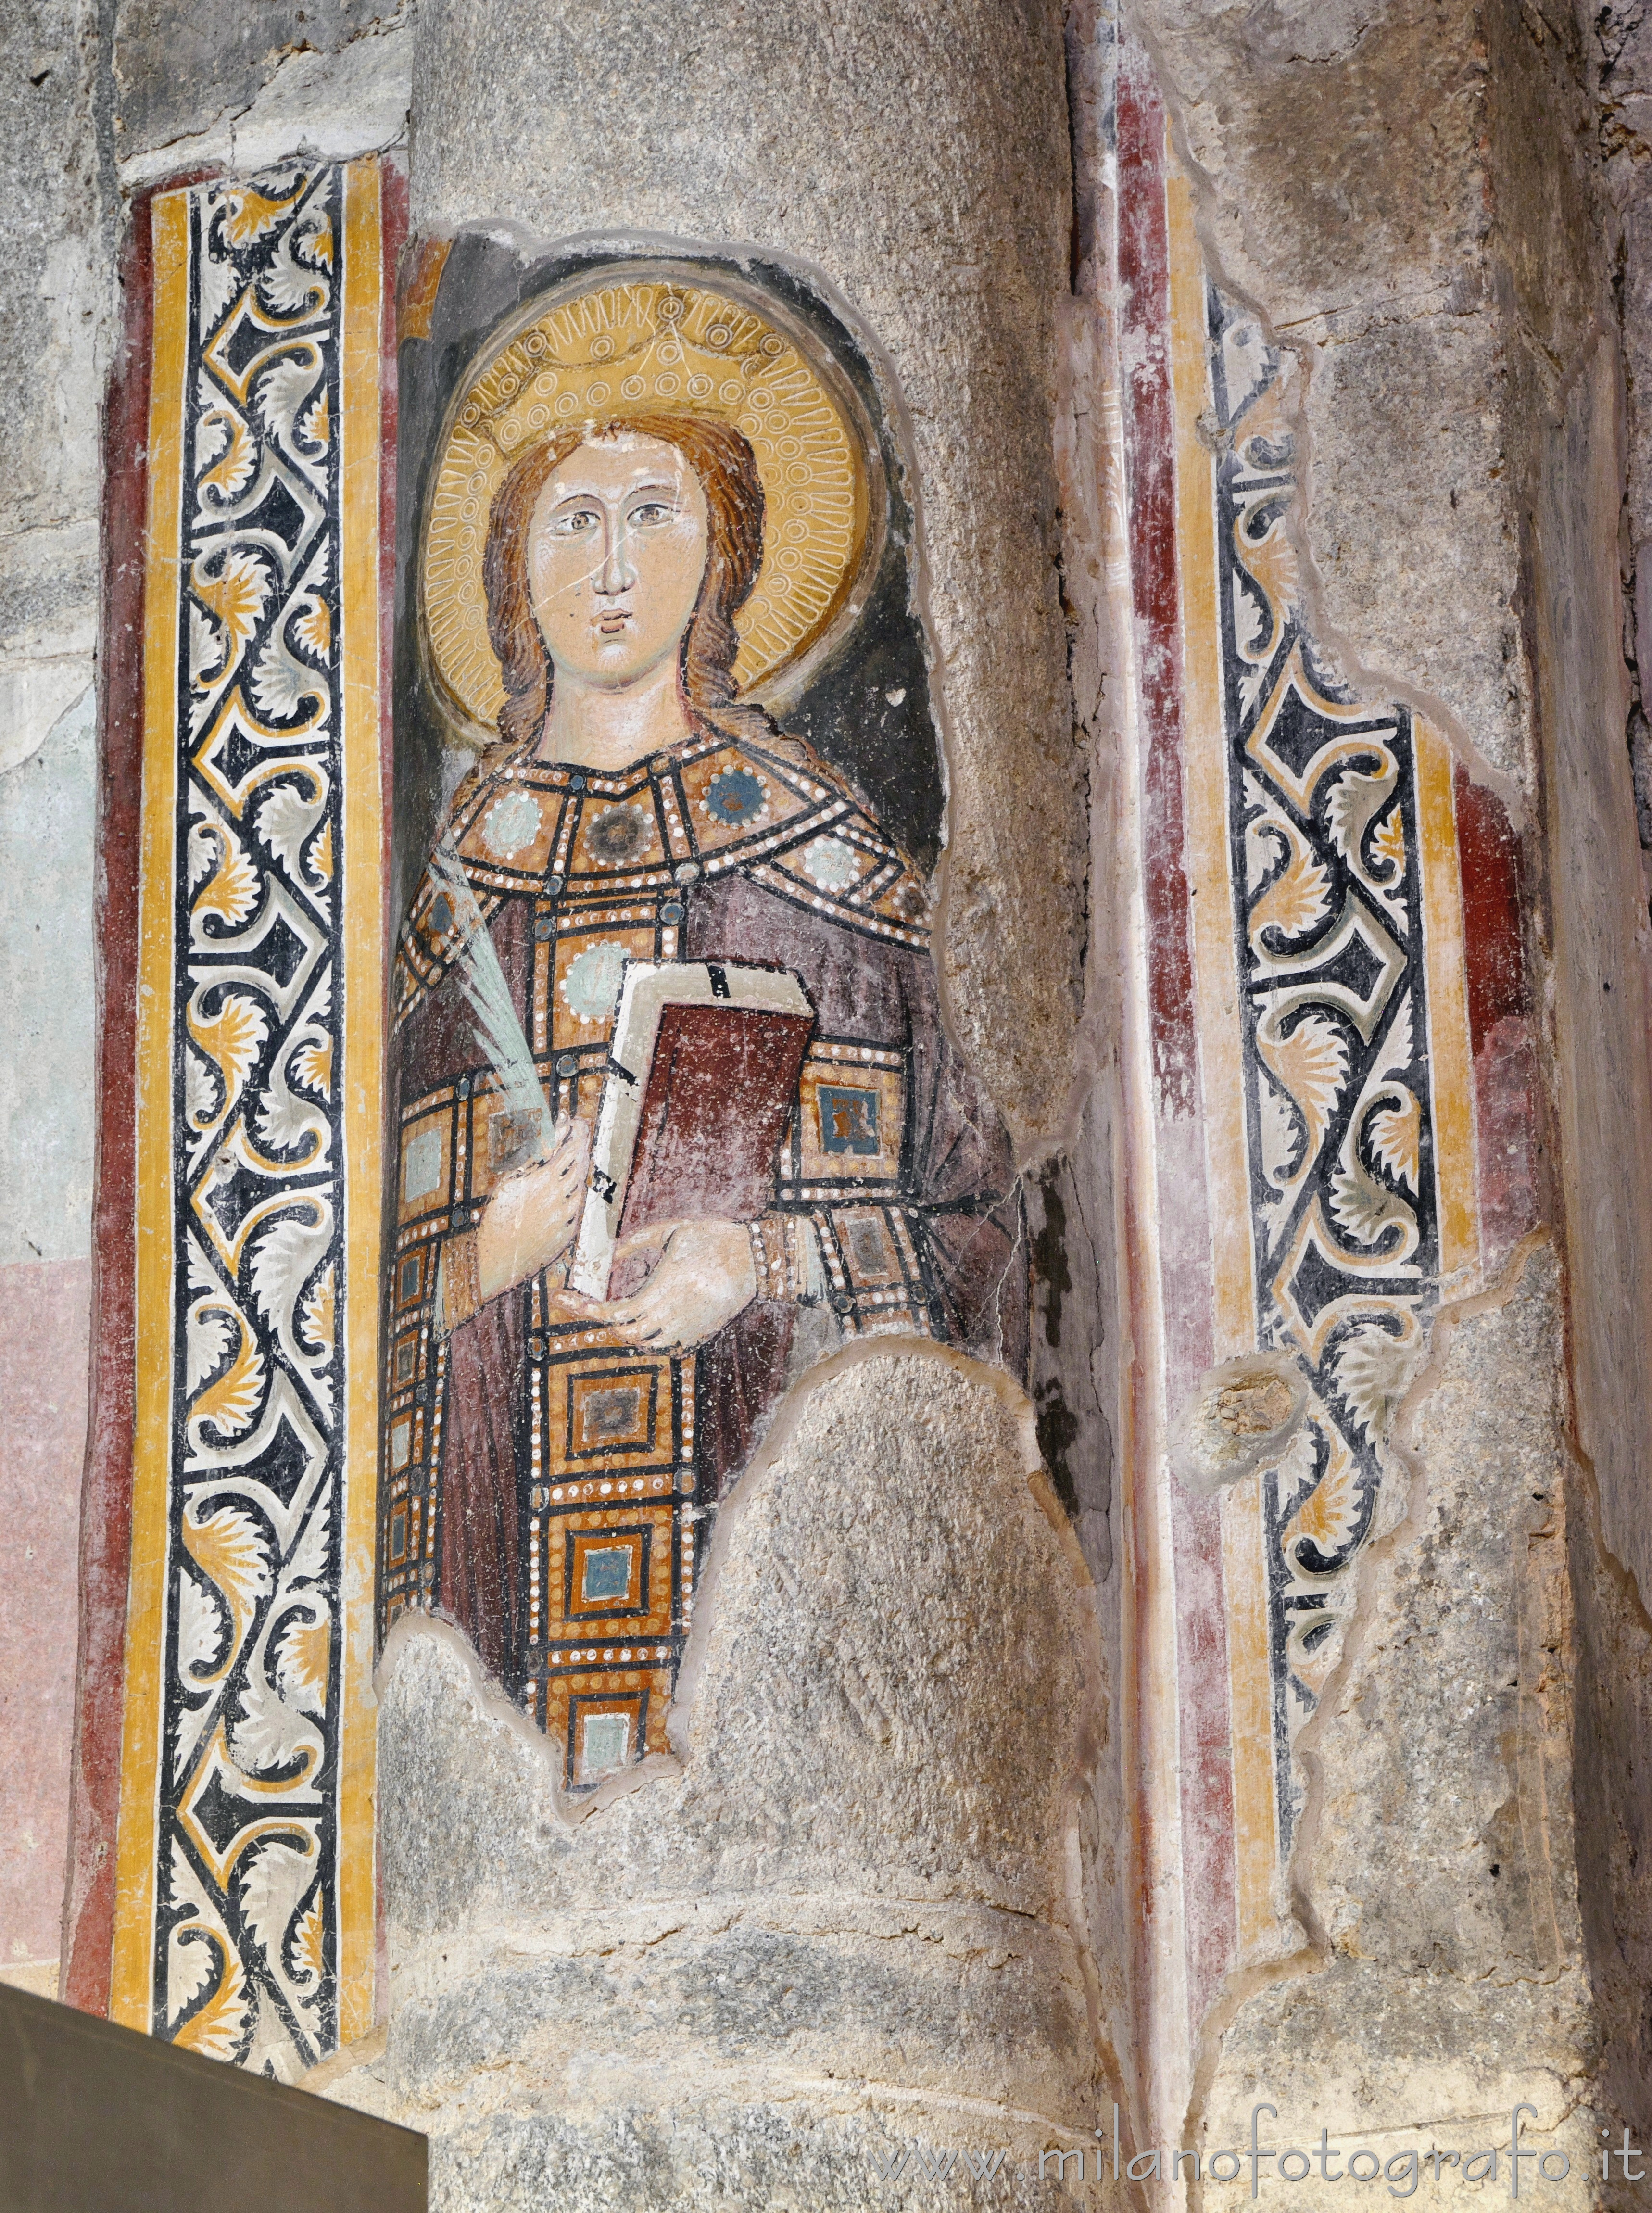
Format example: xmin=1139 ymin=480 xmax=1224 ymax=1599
xmin=528 ymin=433 xmax=711 ymax=690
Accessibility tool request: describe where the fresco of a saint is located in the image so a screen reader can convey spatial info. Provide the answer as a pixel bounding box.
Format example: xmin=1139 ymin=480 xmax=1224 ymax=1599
xmin=382 ymin=277 xmax=1023 ymax=1786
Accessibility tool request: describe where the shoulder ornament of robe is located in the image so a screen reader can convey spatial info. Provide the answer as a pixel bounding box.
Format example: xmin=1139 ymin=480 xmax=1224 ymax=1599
xmin=682 ymin=723 xmax=933 ymax=951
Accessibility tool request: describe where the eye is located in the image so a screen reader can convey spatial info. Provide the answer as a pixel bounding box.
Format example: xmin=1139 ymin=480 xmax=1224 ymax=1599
xmin=628 ymin=500 xmax=677 ymax=528
xmin=548 ymin=506 xmax=599 ymax=536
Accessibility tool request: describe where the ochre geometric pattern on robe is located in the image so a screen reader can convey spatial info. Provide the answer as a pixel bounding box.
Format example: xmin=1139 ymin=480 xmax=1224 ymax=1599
xmin=382 ymin=714 xmax=1025 ymax=1785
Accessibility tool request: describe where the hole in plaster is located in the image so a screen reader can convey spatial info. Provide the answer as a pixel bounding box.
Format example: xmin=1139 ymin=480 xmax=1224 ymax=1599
xmin=1169 ymin=1351 xmax=1309 ymax=1495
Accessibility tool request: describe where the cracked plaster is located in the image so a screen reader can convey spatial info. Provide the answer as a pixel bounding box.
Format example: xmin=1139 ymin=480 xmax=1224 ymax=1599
xmin=1132 ymin=0 xmax=1610 ymax=793
xmin=329 ymin=1353 xmax=1126 ymax=2211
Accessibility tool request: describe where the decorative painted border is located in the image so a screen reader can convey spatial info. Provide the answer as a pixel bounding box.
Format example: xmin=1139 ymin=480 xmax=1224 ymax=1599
xmin=1108 ymin=36 xmax=1533 ymax=2113
xmin=104 ymin=161 xmax=389 ymax=2070
xmin=1163 ymin=165 xmax=1482 ymax=1952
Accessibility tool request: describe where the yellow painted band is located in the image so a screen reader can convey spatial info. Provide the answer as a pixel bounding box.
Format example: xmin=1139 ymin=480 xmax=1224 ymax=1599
xmin=111 ymin=185 xmax=191 ymax=2032
xmin=1413 ymin=719 xmax=1481 ymax=1289
xmin=1164 ymin=159 xmax=1281 ymax=1955
xmin=337 ymin=157 xmax=386 ymax=2044
xmin=1219 ymin=1470 xmax=1279 ymax=1956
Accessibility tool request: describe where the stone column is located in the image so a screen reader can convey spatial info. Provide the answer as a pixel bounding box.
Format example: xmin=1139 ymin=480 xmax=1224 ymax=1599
xmin=351 ymin=2 xmax=1126 ymax=2203
xmin=408 ymin=0 xmax=1086 ymax=1147
xmin=375 ymin=1363 xmax=1111 ymax=2205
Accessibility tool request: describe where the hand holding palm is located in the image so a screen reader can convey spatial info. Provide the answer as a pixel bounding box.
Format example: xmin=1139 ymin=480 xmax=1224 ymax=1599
xmin=474 ymin=1118 xmax=592 ymax=1302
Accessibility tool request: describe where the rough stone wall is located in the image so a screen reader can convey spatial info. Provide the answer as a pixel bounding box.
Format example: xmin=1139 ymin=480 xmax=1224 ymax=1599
xmin=1599 ymin=0 xmax=1652 ymax=672
xmin=1572 ymin=0 xmax=1652 ymax=2139
xmin=1531 ymin=323 xmax=1652 ymax=2155
xmin=1135 ymin=0 xmax=1652 ymax=2177
xmin=0 ymin=0 xmax=110 ymax=1998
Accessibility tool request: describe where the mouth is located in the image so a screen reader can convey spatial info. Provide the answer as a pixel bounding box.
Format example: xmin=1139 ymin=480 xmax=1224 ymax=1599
xmin=595 ymin=607 xmax=632 ymax=638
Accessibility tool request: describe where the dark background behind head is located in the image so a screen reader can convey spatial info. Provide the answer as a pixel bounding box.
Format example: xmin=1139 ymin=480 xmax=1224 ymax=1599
xmin=392 ymin=240 xmax=945 ymax=927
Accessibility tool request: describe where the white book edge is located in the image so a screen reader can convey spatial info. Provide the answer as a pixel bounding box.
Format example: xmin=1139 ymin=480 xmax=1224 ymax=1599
xmin=566 ymin=960 xmax=813 ymax=1300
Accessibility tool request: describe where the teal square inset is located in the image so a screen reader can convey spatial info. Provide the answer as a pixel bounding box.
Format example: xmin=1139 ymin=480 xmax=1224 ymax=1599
xmin=581 ymin=1546 xmax=633 ymax=1604
xmin=818 ymin=1085 xmax=880 ymax=1155
xmin=581 ymin=1712 xmax=630 ymax=1774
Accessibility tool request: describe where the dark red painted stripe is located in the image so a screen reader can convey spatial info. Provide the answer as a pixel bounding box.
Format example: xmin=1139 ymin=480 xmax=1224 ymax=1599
xmin=1453 ymin=765 xmax=1540 ymax=1264
xmin=1116 ymin=46 xmax=1198 ymax=1122
xmin=1114 ymin=29 xmax=1238 ymax=2057
xmin=62 ymin=185 xmax=158 ymax=2018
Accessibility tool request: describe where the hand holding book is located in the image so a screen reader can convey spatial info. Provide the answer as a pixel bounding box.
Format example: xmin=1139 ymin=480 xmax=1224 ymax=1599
xmin=549 ymin=1217 xmax=758 ymax=1351
xmin=544 ymin=958 xmax=817 ymax=1348
xmin=444 ymin=955 xmax=813 ymax=1346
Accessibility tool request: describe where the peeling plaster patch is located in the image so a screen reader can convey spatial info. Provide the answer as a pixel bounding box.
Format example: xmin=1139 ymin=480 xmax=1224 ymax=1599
xmin=0 ymin=659 xmax=92 ymax=779
xmin=1135 ymin=0 xmax=1546 ymax=790
xmin=0 ymin=5 xmax=112 ymax=573
xmin=117 ymin=13 xmax=412 ymax=189
xmin=0 ymin=681 xmax=96 ymax=1265
xmin=0 ymin=522 xmax=100 ymax=667
xmin=1194 ymin=1242 xmax=1597 ymax=2177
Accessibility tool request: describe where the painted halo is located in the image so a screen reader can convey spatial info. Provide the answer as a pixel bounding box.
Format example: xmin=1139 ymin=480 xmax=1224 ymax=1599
xmin=420 ymin=268 xmax=884 ymax=744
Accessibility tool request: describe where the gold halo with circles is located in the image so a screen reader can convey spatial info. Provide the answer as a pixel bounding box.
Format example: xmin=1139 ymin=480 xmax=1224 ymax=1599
xmin=420 ymin=270 xmax=882 ymax=743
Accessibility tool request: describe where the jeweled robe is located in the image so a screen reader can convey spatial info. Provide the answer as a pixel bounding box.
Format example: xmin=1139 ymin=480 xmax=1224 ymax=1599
xmin=381 ymin=715 xmax=1024 ymax=1785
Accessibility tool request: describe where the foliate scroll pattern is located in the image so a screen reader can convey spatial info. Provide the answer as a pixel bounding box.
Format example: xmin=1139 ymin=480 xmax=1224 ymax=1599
xmin=1207 ymin=288 xmax=1439 ymax=1852
xmin=158 ymin=168 xmax=348 ymax=2072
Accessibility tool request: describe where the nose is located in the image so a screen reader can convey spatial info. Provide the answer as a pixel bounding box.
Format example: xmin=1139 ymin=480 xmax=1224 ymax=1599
xmin=596 ymin=506 xmax=635 ymax=598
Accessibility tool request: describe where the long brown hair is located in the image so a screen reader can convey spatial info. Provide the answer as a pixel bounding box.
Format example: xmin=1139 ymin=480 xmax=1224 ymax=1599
xmin=481 ymin=412 xmax=767 ymax=750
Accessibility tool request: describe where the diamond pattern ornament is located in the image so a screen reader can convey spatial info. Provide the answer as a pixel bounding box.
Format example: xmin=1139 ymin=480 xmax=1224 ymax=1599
xmin=1205 ymin=282 xmax=1441 ymax=1854
xmin=131 ymin=162 xmax=381 ymax=2075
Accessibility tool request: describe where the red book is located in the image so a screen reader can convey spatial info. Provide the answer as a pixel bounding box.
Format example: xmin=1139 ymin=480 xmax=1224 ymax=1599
xmin=567 ymin=961 xmax=816 ymax=1299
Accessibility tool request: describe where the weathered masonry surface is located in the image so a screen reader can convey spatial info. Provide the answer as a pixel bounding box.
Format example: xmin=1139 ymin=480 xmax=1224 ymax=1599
xmin=2 ymin=2 xmax=1651 ymax=2209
